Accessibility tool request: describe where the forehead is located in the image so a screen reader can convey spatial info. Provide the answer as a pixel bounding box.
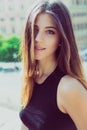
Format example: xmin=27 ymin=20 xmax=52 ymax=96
xmin=35 ymin=12 xmax=57 ymax=27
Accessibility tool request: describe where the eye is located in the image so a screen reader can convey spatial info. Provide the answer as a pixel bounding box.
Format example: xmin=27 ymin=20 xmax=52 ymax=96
xmin=46 ymin=30 xmax=55 ymax=35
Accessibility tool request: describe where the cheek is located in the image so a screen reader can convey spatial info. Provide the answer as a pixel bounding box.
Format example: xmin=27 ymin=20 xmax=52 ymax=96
xmin=48 ymin=38 xmax=59 ymax=50
xmin=51 ymin=43 xmax=58 ymax=53
xmin=45 ymin=35 xmax=59 ymax=45
xmin=45 ymin=42 xmax=58 ymax=57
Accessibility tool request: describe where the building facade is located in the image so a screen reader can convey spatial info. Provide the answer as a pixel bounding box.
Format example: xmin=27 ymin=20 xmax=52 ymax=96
xmin=61 ymin=0 xmax=87 ymax=50
xmin=0 ymin=0 xmax=87 ymax=50
xmin=0 ymin=0 xmax=33 ymax=36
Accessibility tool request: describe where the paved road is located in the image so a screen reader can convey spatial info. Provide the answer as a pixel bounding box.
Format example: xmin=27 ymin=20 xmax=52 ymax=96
xmin=0 ymin=71 xmax=22 ymax=130
xmin=0 ymin=107 xmax=21 ymax=130
xmin=0 ymin=71 xmax=21 ymax=110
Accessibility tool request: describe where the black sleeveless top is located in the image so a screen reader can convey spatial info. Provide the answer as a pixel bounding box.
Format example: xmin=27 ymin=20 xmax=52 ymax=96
xmin=19 ymin=66 xmax=77 ymax=130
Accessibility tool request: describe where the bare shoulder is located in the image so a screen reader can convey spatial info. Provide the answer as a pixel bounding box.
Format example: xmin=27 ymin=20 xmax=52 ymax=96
xmin=57 ymin=75 xmax=87 ymax=129
xmin=57 ymin=75 xmax=87 ymax=113
xmin=58 ymin=75 xmax=85 ymax=95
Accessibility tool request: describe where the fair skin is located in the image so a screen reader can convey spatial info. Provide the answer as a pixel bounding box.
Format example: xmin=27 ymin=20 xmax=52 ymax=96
xmin=34 ymin=13 xmax=59 ymax=83
xmin=21 ymin=13 xmax=87 ymax=130
xmin=21 ymin=12 xmax=59 ymax=130
xmin=57 ymin=75 xmax=87 ymax=130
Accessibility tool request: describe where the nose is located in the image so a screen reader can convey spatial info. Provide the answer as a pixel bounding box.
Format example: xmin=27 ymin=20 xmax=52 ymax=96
xmin=35 ymin=31 xmax=43 ymax=42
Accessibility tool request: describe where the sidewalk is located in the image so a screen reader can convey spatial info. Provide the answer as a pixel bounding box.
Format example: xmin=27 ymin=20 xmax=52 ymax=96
xmin=0 ymin=107 xmax=21 ymax=130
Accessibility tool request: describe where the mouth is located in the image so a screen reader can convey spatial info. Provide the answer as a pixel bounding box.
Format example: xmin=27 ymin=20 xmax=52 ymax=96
xmin=34 ymin=46 xmax=46 ymax=51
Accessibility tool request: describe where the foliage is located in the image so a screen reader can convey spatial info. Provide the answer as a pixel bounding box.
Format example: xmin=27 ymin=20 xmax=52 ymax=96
xmin=0 ymin=35 xmax=21 ymax=62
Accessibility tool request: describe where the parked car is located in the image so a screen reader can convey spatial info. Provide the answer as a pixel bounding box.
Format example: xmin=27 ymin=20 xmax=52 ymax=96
xmin=0 ymin=62 xmax=21 ymax=73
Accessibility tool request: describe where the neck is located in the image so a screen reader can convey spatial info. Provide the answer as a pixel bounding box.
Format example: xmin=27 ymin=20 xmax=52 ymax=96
xmin=35 ymin=58 xmax=57 ymax=77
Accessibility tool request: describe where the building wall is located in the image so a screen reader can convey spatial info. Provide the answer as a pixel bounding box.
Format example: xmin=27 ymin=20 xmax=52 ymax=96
xmin=0 ymin=0 xmax=87 ymax=50
xmin=62 ymin=0 xmax=87 ymax=50
xmin=0 ymin=0 xmax=32 ymax=36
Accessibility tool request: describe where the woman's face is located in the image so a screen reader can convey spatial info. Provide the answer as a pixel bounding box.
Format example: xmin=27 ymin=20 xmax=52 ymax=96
xmin=34 ymin=12 xmax=60 ymax=61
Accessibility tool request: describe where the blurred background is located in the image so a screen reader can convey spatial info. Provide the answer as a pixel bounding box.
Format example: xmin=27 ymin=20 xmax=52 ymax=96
xmin=0 ymin=0 xmax=87 ymax=130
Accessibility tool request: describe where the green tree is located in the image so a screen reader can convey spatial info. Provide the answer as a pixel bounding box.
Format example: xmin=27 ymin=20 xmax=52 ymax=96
xmin=0 ymin=35 xmax=21 ymax=62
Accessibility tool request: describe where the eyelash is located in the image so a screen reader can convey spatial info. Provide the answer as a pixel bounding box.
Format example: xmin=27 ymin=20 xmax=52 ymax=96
xmin=34 ymin=28 xmax=55 ymax=36
xmin=46 ymin=30 xmax=55 ymax=35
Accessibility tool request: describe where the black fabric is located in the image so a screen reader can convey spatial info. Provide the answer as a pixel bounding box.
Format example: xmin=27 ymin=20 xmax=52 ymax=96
xmin=20 ymin=66 xmax=77 ymax=130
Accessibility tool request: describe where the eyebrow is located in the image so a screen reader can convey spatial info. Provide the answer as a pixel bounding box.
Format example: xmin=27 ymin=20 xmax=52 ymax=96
xmin=34 ymin=24 xmax=57 ymax=31
xmin=45 ymin=26 xmax=57 ymax=31
xmin=34 ymin=24 xmax=57 ymax=30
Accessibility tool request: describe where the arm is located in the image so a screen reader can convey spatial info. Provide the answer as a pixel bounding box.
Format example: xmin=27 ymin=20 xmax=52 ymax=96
xmin=57 ymin=75 xmax=87 ymax=130
xmin=20 ymin=122 xmax=28 ymax=130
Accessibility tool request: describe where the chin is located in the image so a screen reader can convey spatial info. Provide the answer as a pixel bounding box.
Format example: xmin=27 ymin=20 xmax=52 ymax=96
xmin=35 ymin=57 xmax=40 ymax=60
xmin=35 ymin=56 xmax=43 ymax=61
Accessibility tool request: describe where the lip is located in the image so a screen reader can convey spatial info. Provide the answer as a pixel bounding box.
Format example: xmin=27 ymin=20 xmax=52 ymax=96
xmin=34 ymin=46 xmax=46 ymax=51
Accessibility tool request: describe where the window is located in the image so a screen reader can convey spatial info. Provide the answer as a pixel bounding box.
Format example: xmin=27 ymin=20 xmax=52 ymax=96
xmin=0 ymin=18 xmax=4 ymax=22
xmin=1 ymin=27 xmax=6 ymax=33
xmin=21 ymin=5 xmax=24 ymax=10
xmin=12 ymin=27 xmax=15 ymax=33
xmin=10 ymin=17 xmax=15 ymax=21
xmin=76 ymin=0 xmax=80 ymax=4
xmin=8 ymin=5 xmax=14 ymax=11
xmin=0 ymin=6 xmax=3 ymax=11
xmin=74 ymin=23 xmax=87 ymax=30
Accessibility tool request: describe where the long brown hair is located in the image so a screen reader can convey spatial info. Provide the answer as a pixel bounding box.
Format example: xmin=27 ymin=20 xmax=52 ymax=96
xmin=21 ymin=1 xmax=87 ymax=108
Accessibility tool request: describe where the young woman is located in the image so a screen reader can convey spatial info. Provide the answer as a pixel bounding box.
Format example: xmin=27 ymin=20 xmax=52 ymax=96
xmin=19 ymin=1 xmax=87 ymax=130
